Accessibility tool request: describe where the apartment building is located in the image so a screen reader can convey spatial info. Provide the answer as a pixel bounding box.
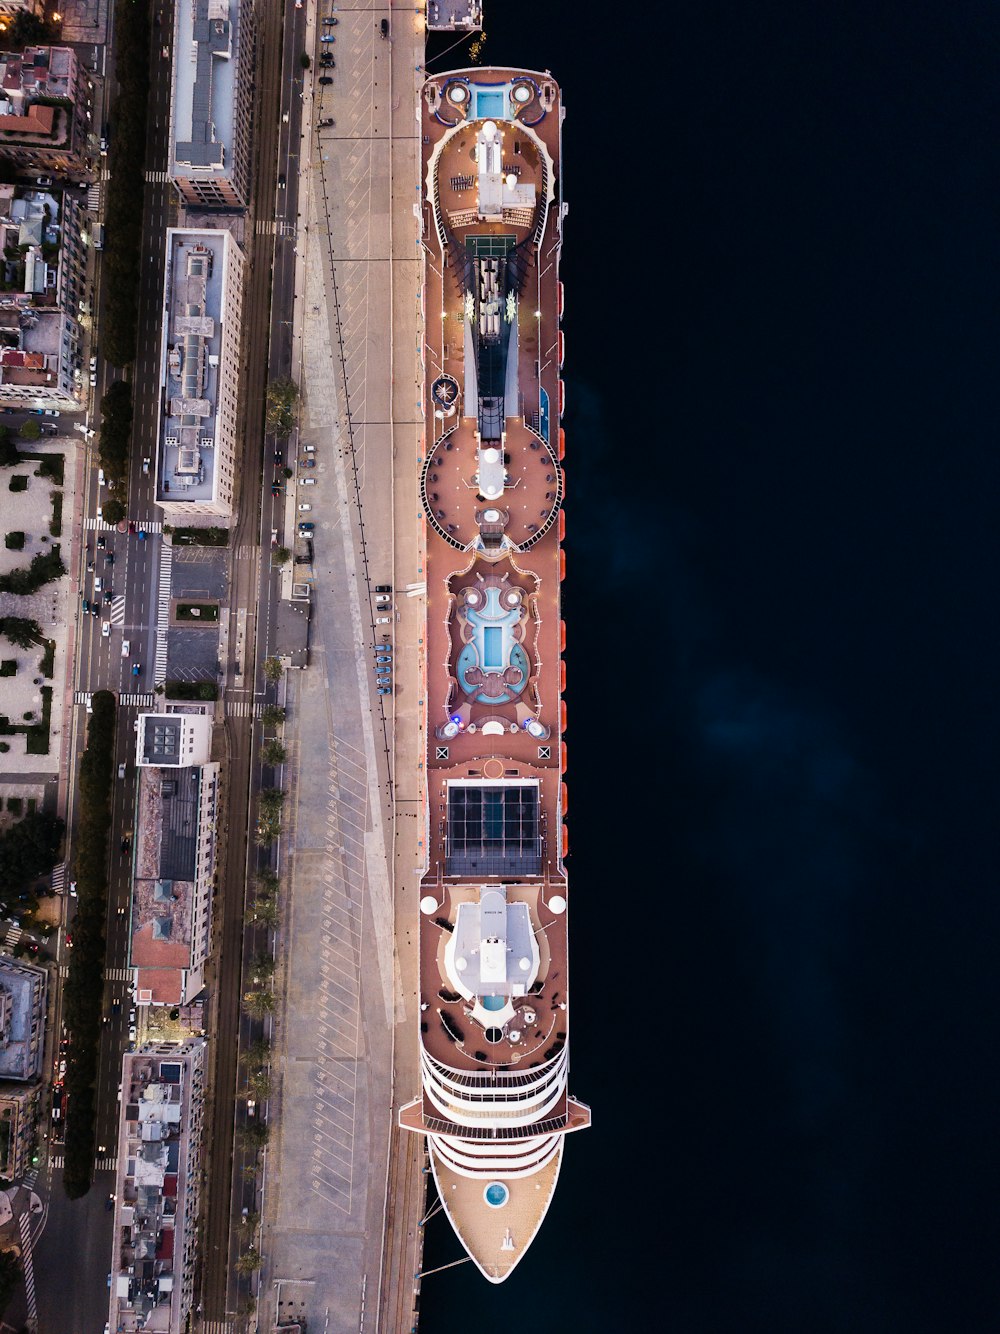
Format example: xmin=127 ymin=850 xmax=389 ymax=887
xmin=154 ymin=228 xmax=245 ymax=520
xmin=108 ymin=1039 xmax=208 ymax=1334
xmin=0 ymin=956 xmax=47 ymax=1083
xmin=0 ymin=1084 xmax=40 ymax=1181
xmin=129 ymin=713 xmax=219 ymax=1007
xmin=168 ymin=0 xmax=255 ymax=210
xmin=0 ymin=46 xmax=93 ymax=177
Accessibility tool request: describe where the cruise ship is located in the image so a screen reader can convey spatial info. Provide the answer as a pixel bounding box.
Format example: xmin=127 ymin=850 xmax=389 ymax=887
xmin=399 ymin=69 xmax=590 ymax=1283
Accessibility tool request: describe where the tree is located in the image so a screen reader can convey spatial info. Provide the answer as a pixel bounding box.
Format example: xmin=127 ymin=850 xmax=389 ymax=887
xmin=261 ymin=739 xmax=287 ymax=766
xmin=101 ymin=498 xmax=125 ymax=526
xmin=249 ymin=952 xmax=274 ymax=983
xmin=17 ymin=417 xmax=40 ymax=440
xmin=239 ymin=1208 xmax=260 ymax=1237
xmin=256 ymin=868 xmax=280 ymax=894
xmin=272 ymin=546 xmax=290 ymax=566
xmin=242 ymin=988 xmax=275 ymax=1018
xmin=251 ymin=892 xmax=279 ymax=927
xmin=238 ymin=1121 xmax=271 ymax=1151
xmin=0 ymin=1249 xmax=20 ymax=1317
xmin=0 ymin=811 xmax=64 ymax=896
xmin=242 ymin=1036 xmax=271 ymax=1070
xmin=265 ymin=377 xmax=299 ymax=437
xmin=246 ymin=1067 xmax=272 ymax=1101
xmin=235 ymin=1246 xmax=263 ymax=1275
xmin=263 ymin=656 xmax=283 ymax=683
xmin=258 ymin=788 xmax=285 ymax=818
xmin=0 ymin=616 xmax=43 ymax=649
xmin=261 ymin=704 xmax=285 ymax=727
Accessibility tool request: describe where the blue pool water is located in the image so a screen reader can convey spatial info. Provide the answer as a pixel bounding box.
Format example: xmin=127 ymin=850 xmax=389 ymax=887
xmin=483 ymin=626 xmax=502 ymax=669
xmin=484 ymin=1182 xmax=509 ymax=1208
xmin=482 ymin=994 xmax=505 ymax=1011
xmin=476 ymin=91 xmax=505 ymax=119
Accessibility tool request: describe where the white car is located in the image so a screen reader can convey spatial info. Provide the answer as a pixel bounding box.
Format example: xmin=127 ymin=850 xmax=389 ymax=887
xmin=90 ymin=372 xmax=98 ymax=387
xmin=299 ymin=477 xmax=316 ymax=486
xmin=117 ymin=763 xmax=126 ymax=779
xmin=121 ymin=639 xmax=130 ymax=657
xmin=101 ymin=621 xmax=110 ymax=638
xmin=94 ymin=576 xmax=103 ymax=592
xmin=128 ymin=1024 xmax=137 ymax=1043
xmin=375 ymin=616 xmax=392 ymax=624
xmin=96 ymin=505 xmax=103 ymax=521
xmin=142 ymin=457 xmax=150 ymax=474
xmin=298 ymin=503 xmax=312 ymax=512
xmin=98 ymin=468 xmax=106 ymax=486
xmin=89 ymin=354 xmax=97 ymax=372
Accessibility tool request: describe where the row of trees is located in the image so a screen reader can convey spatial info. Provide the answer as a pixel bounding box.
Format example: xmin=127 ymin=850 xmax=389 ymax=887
xmin=102 ymin=0 xmax=152 ymax=367
xmin=265 ymin=378 xmax=299 ymax=437
xmin=62 ymin=691 xmax=116 ymax=1199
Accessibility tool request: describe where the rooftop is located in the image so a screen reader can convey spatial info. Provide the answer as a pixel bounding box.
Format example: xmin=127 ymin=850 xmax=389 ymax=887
xmin=171 ymin=0 xmax=240 ymax=179
xmin=0 ymin=956 xmax=46 ymax=1081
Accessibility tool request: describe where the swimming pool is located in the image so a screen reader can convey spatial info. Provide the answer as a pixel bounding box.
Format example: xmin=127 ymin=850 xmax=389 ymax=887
xmin=483 ymin=626 xmax=502 ymax=669
xmin=484 ymin=1182 xmax=509 ymax=1208
xmin=482 ymin=993 xmax=505 ymax=1012
xmin=476 ymin=91 xmax=505 ymax=119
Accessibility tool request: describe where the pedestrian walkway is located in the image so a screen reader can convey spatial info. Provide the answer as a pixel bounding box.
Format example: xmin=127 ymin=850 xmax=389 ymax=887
xmin=119 ymin=692 xmax=155 ymax=707
xmin=225 ymin=699 xmax=263 ymax=719
xmin=74 ymin=691 xmax=92 ymax=707
xmin=234 ymin=543 xmax=258 ymax=560
xmin=154 ymin=542 xmax=173 ymax=684
xmin=4 ymin=924 xmax=21 ymax=949
xmin=18 ymin=1210 xmax=37 ymax=1326
xmin=50 ymin=863 xmax=65 ymax=895
xmin=87 ymin=184 xmax=101 ymax=211
xmin=201 ymin=1321 xmax=234 ymax=1334
xmin=86 ymin=518 xmax=164 ymax=533
xmin=108 ymin=593 xmax=127 ymax=626
xmin=105 ymin=966 xmax=132 ymax=982
xmin=255 ymin=218 xmax=295 ymax=237
xmin=144 ymin=169 xmax=171 ymax=183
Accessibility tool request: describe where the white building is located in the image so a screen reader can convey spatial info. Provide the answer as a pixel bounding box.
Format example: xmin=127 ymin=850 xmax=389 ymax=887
xmin=108 ymin=1039 xmax=208 ymax=1334
xmin=154 ymin=228 xmax=244 ymax=520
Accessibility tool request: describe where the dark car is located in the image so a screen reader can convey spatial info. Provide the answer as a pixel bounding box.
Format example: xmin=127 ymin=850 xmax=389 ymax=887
xmin=271 ymin=483 xmax=280 ymax=495
xmin=274 ymin=449 xmax=282 ymax=463
xmin=127 ymin=520 xmax=136 ymax=533
xmin=300 ymin=458 xmax=315 ymax=468
xmin=278 ymin=173 xmax=285 ymax=188
xmin=131 ymin=663 xmax=141 ymax=677
xmin=375 ymin=584 xmax=392 ymax=594
xmin=319 ymin=76 xmax=333 ymax=84
xmin=319 ymin=118 xmax=335 ymax=128
xmin=298 ymin=522 xmax=314 ymax=533
xmin=91 ymin=604 xmax=100 ymax=616
xmin=120 ymin=836 xmax=130 ymax=853
xmin=380 ymin=18 xmax=389 ymax=37
xmin=105 ymin=551 xmax=114 ymax=564
xmin=96 ymin=535 xmax=106 ymax=550
xmin=377 ymin=686 xmax=393 ymax=695
xmin=82 ymin=597 xmax=90 ymax=613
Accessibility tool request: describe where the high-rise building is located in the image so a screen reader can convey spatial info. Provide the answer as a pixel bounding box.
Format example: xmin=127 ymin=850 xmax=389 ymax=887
xmin=167 ymin=0 xmax=255 ymax=210
xmin=107 ymin=1039 xmax=208 ymax=1333
xmin=0 ymin=46 xmax=93 ymax=177
xmin=128 ymin=713 xmax=220 ymax=1006
xmin=154 ymin=228 xmax=245 ymax=520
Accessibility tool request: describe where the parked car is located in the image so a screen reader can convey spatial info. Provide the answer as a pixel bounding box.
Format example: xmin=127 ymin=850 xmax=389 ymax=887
xmin=380 ymin=18 xmax=389 ymax=37
xmin=98 ymin=468 xmax=106 ymax=486
xmin=377 ymin=686 xmax=393 ymax=695
xmin=128 ymin=1025 xmax=137 ymax=1043
xmin=89 ymin=354 xmax=97 ymax=372
xmin=82 ymin=598 xmax=90 ymax=613
xmin=303 ymin=443 xmax=316 ymax=453
xmin=375 ymin=616 xmax=392 ymax=624
xmin=300 ymin=458 xmax=315 ymax=467
xmin=321 ymin=34 xmax=336 ymax=43
xmin=319 ymin=119 xmax=335 ymax=128
xmin=298 ymin=503 xmax=312 ymax=512
xmin=36 ymin=175 xmax=52 ymax=186
xmin=271 ymin=483 xmax=281 ymax=496
xmin=323 ymin=13 xmax=338 ymax=21
xmin=319 ymin=76 xmax=333 ymax=85
xmin=375 ymin=655 xmax=392 ymax=664
xmin=90 ymin=371 xmax=97 ymax=387
xmin=274 ymin=449 xmax=282 ymax=463
xmin=375 ymin=584 xmax=392 ymax=594
xmin=298 ymin=522 xmax=314 ymax=533
xmin=299 ymin=477 xmax=316 ymax=486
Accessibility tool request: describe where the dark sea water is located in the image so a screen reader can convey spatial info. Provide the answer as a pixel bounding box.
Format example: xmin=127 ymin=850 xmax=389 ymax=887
xmin=419 ymin=4 xmax=1000 ymax=1331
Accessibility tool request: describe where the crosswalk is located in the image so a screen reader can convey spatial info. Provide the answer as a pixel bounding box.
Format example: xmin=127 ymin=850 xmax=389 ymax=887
xmin=49 ymin=1154 xmax=118 ymax=1172
xmin=18 ymin=1210 xmax=36 ymax=1326
xmin=106 ymin=967 xmax=132 ymax=982
xmin=86 ymin=518 xmax=164 ymax=533
xmin=86 ymin=185 xmax=101 ymax=212
xmin=234 ymin=543 xmax=258 ymax=560
xmin=119 ymin=692 xmax=155 ymax=707
xmin=73 ymin=691 xmax=92 ymax=708
xmin=255 ymin=218 xmax=295 ymax=236
xmin=144 ymin=169 xmax=171 ymax=183
xmin=4 ymin=924 xmax=21 ymax=949
xmin=50 ymin=863 xmax=65 ymax=895
xmin=154 ymin=542 xmax=173 ymax=684
xmin=108 ymin=593 xmax=126 ymax=626
xmin=226 ymin=699 xmax=264 ymax=719
xmin=201 ymin=1322 xmax=235 ymax=1334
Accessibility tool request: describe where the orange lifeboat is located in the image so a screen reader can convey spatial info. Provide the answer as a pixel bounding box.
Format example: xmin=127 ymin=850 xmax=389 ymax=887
xmin=559 ymin=330 xmax=565 ymax=368
xmin=559 ymin=426 xmax=566 ymax=460
xmin=562 ymin=825 xmax=569 ymax=858
xmin=559 ymin=379 xmax=565 ymax=416
xmin=560 ymin=549 xmax=566 ymax=581
xmin=558 ymin=509 xmax=566 ymax=541
xmin=560 ymin=699 xmax=567 ymax=732
xmin=560 ymin=620 xmax=566 ymax=652
xmin=560 ymin=660 xmax=567 ymax=693
xmin=560 ymin=740 xmax=567 ymax=774
xmin=561 ymin=782 xmax=569 ymax=815
xmin=559 ymin=281 xmax=565 ymax=318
